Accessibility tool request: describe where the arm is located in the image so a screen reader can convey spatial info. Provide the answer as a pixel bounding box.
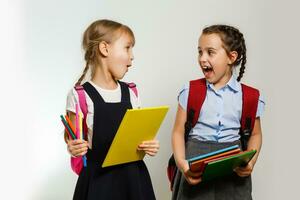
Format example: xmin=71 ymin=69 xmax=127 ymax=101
xmin=235 ymin=117 xmax=262 ymax=177
xmin=65 ymin=111 xmax=88 ymax=157
xmin=172 ymin=104 xmax=202 ymax=185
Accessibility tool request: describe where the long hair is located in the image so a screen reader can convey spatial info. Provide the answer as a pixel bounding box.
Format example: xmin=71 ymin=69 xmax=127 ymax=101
xmin=76 ymin=19 xmax=135 ymax=86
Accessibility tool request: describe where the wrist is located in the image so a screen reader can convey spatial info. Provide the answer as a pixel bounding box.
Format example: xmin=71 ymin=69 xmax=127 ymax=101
xmin=177 ymin=159 xmax=189 ymax=173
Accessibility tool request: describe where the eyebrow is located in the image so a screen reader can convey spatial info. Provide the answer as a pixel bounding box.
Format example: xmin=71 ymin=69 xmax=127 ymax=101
xmin=198 ymin=46 xmax=217 ymax=51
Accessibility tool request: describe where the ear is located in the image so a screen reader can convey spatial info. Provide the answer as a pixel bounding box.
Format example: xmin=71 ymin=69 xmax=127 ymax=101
xmin=98 ymin=41 xmax=109 ymax=57
xmin=228 ymin=51 xmax=238 ymax=65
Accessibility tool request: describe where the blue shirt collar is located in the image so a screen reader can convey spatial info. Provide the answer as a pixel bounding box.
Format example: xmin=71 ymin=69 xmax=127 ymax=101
xmin=206 ymin=75 xmax=241 ymax=93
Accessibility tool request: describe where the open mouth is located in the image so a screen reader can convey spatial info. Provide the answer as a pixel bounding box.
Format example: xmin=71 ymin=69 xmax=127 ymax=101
xmin=202 ymin=65 xmax=213 ymax=72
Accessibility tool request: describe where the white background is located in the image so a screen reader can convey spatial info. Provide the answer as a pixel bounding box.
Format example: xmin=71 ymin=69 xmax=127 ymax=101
xmin=1 ymin=0 xmax=299 ymax=199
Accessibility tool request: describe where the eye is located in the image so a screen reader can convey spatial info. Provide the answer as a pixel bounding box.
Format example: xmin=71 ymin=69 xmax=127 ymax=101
xmin=208 ymin=50 xmax=215 ymax=56
xmin=198 ymin=50 xmax=203 ymax=56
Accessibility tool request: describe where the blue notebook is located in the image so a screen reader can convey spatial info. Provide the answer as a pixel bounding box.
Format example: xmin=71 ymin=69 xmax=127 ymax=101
xmin=187 ymin=145 xmax=240 ymax=164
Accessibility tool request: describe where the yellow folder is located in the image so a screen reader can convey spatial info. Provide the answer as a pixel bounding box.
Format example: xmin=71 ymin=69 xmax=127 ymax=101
xmin=102 ymin=106 xmax=169 ymax=167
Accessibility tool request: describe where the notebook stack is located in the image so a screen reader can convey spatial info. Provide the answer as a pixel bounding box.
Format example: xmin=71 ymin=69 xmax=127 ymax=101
xmin=187 ymin=145 xmax=256 ymax=181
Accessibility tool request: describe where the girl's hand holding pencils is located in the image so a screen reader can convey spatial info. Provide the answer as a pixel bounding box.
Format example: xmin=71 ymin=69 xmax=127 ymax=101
xmin=137 ymin=140 xmax=159 ymax=156
xmin=67 ymin=139 xmax=88 ymax=157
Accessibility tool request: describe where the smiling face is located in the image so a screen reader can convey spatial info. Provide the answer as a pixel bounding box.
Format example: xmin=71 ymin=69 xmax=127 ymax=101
xmin=106 ymin=32 xmax=134 ymax=80
xmin=198 ymin=33 xmax=236 ymax=88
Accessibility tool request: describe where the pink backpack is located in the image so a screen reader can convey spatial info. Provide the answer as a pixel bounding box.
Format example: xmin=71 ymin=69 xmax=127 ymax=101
xmin=71 ymin=82 xmax=138 ymax=175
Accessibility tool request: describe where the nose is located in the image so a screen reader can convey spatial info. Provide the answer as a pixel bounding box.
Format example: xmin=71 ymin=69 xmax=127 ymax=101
xmin=130 ymin=52 xmax=134 ymax=61
xmin=199 ymin=52 xmax=207 ymax=62
xmin=129 ymin=48 xmax=134 ymax=61
xmin=198 ymin=53 xmax=209 ymax=67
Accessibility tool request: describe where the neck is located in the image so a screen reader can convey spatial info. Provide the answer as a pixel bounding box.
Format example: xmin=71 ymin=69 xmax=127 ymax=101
xmin=91 ymin=64 xmax=118 ymax=90
xmin=213 ymin=71 xmax=232 ymax=90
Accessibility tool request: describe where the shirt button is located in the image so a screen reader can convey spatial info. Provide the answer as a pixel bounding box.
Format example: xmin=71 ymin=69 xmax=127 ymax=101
xmin=217 ymin=113 xmax=220 ymax=117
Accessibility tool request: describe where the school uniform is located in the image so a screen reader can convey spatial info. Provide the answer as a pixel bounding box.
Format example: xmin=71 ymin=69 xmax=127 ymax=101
xmin=172 ymin=75 xmax=265 ymax=200
xmin=67 ymin=81 xmax=156 ymax=200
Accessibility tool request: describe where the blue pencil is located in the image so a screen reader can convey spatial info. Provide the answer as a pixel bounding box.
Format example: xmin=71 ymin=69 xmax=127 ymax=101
xmin=61 ymin=114 xmax=87 ymax=167
xmin=83 ymin=155 xmax=87 ymax=167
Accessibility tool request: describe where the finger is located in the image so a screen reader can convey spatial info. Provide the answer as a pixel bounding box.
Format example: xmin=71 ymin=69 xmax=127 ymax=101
xmin=144 ymin=148 xmax=159 ymax=154
xmin=144 ymin=150 xmax=158 ymax=156
xmin=235 ymin=169 xmax=251 ymax=177
xmin=73 ymin=148 xmax=88 ymax=157
xmin=236 ymin=172 xmax=250 ymax=177
xmin=69 ymin=143 xmax=88 ymax=151
xmin=235 ymin=167 xmax=251 ymax=173
xmin=70 ymin=144 xmax=88 ymax=152
xmin=138 ymin=144 xmax=160 ymax=149
xmin=78 ymin=150 xmax=88 ymax=156
xmin=141 ymin=140 xmax=159 ymax=145
xmin=139 ymin=145 xmax=159 ymax=151
xmin=69 ymin=139 xmax=85 ymax=146
xmin=187 ymin=177 xmax=202 ymax=185
xmin=190 ymin=171 xmax=202 ymax=177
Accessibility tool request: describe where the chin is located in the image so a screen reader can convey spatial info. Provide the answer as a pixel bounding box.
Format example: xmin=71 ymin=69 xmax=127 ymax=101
xmin=117 ymin=73 xmax=126 ymax=80
xmin=204 ymin=76 xmax=214 ymax=83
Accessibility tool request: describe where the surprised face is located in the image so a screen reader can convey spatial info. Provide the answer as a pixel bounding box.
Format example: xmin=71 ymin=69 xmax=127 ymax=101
xmin=106 ymin=33 xmax=134 ymax=80
xmin=198 ymin=33 xmax=235 ymax=89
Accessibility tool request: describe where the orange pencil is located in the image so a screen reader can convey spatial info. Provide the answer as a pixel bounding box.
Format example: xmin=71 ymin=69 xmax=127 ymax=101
xmin=65 ymin=115 xmax=76 ymax=134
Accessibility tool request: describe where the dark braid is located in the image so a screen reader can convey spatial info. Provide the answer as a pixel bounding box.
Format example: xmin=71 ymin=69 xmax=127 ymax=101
xmin=237 ymin=43 xmax=247 ymax=82
xmin=203 ymin=25 xmax=247 ymax=82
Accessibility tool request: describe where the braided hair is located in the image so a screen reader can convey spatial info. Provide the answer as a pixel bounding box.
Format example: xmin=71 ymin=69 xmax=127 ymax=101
xmin=75 ymin=19 xmax=135 ymax=86
xmin=202 ymin=25 xmax=247 ymax=82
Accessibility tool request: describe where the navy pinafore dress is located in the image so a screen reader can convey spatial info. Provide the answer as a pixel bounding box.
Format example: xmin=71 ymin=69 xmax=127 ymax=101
xmin=73 ymin=81 xmax=156 ymax=200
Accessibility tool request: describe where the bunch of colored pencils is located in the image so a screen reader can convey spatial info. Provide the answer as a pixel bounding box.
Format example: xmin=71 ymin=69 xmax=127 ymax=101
xmin=60 ymin=103 xmax=87 ymax=167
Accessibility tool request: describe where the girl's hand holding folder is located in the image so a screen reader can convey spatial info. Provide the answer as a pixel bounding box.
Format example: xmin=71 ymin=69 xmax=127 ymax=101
xmin=180 ymin=160 xmax=202 ymax=185
xmin=68 ymin=139 xmax=88 ymax=157
xmin=137 ymin=140 xmax=159 ymax=157
xmin=234 ymin=161 xmax=254 ymax=177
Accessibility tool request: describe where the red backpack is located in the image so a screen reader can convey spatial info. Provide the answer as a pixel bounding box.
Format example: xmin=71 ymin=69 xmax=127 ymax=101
xmin=167 ymin=78 xmax=259 ymax=190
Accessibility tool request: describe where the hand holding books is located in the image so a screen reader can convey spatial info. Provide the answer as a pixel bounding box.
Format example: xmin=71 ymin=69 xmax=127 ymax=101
xmin=187 ymin=145 xmax=257 ymax=182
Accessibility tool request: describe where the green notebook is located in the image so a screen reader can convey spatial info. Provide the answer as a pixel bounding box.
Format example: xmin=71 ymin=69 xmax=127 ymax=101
xmin=201 ymin=149 xmax=257 ymax=182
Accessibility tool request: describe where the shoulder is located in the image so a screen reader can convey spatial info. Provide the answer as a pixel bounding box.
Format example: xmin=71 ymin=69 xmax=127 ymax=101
xmin=240 ymin=83 xmax=265 ymax=104
xmin=178 ymin=82 xmax=189 ymax=96
xmin=179 ymin=78 xmax=206 ymax=96
xmin=121 ymin=81 xmax=141 ymax=108
xmin=241 ymin=83 xmax=259 ymax=93
xmin=67 ymin=87 xmax=78 ymax=101
xmin=121 ymin=81 xmax=139 ymax=97
xmin=66 ymin=87 xmax=78 ymax=112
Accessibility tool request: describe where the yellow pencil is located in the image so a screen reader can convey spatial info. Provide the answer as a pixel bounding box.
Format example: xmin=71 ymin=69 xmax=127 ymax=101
xmin=79 ymin=112 xmax=83 ymax=140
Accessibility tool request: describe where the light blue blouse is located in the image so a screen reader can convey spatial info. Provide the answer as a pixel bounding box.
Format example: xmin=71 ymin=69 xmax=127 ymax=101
xmin=178 ymin=75 xmax=265 ymax=142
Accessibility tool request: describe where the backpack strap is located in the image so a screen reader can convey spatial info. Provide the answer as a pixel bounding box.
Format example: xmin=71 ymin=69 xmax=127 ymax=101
xmin=74 ymin=85 xmax=88 ymax=140
xmin=240 ymin=84 xmax=260 ymax=150
xmin=185 ymin=78 xmax=207 ymax=142
xmin=126 ymin=82 xmax=138 ymax=98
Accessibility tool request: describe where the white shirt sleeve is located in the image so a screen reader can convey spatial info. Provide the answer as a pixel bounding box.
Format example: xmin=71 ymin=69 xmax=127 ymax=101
xmin=129 ymin=85 xmax=141 ymax=108
xmin=66 ymin=88 xmax=81 ymax=114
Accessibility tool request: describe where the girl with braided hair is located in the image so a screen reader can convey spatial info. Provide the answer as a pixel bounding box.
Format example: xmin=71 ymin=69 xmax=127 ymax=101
xmin=171 ymin=24 xmax=265 ymax=200
xmin=64 ymin=19 xmax=158 ymax=200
